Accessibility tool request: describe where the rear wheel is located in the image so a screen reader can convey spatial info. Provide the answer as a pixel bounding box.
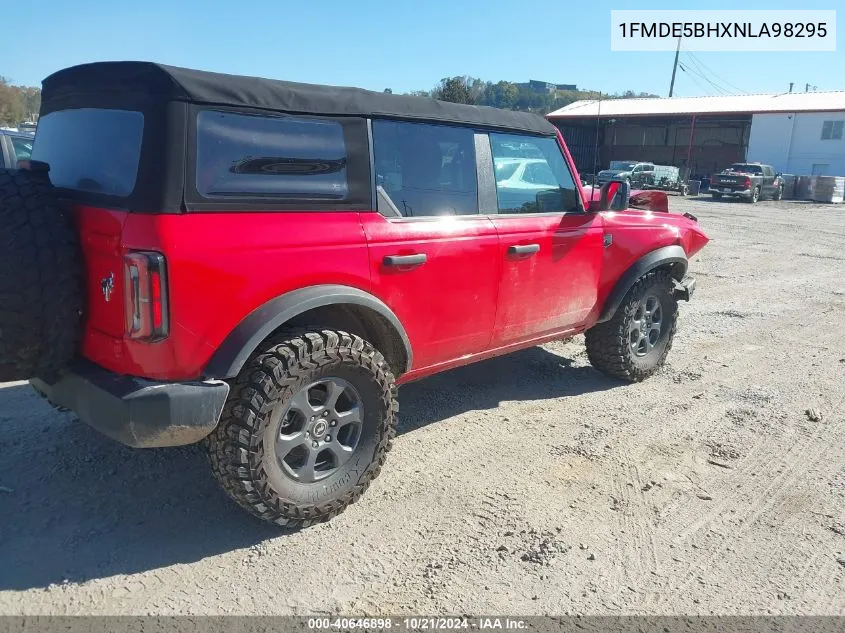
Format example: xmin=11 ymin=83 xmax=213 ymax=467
xmin=711 ymin=192 xmax=722 ymax=200
xmin=585 ymin=270 xmax=678 ymax=382
xmin=0 ymin=168 xmax=82 ymax=382
xmin=206 ymin=329 xmax=398 ymax=528
xmin=773 ymin=185 xmax=783 ymax=201
xmin=747 ymin=186 xmax=760 ymax=204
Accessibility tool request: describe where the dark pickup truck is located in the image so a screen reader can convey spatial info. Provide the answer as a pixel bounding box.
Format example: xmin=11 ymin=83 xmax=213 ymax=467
xmin=710 ymin=162 xmax=783 ymax=203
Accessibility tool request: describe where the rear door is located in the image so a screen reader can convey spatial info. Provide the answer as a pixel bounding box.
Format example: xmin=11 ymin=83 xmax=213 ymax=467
xmin=362 ymin=119 xmax=500 ymax=371
xmin=484 ymin=132 xmax=604 ymax=347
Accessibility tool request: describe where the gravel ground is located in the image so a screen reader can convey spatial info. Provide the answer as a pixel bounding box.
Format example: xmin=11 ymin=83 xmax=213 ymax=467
xmin=1 ymin=196 xmax=844 ymax=616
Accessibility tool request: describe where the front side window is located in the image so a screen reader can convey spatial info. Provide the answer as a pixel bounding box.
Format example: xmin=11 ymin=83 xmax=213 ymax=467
xmin=490 ymin=133 xmax=580 ymax=214
xmin=372 ymin=120 xmax=478 ymax=217
xmin=31 ymin=108 xmax=144 ymax=196
xmin=196 ymin=111 xmax=348 ymax=199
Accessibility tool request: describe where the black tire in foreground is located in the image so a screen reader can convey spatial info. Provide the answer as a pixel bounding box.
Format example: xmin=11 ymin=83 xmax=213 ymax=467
xmin=0 ymin=168 xmax=82 ymax=383
xmin=585 ymin=269 xmax=679 ymax=382
xmin=206 ymin=329 xmax=398 ymax=528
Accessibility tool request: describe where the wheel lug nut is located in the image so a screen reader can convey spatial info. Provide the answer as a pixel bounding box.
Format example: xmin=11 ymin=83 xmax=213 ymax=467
xmin=325 ymin=435 xmax=331 ymax=442
xmin=311 ymin=416 xmax=316 ymax=421
xmin=323 ymin=411 xmax=329 ymax=417
xmin=312 ymin=441 xmax=319 ymax=448
xmin=330 ymin=420 xmax=337 ymax=427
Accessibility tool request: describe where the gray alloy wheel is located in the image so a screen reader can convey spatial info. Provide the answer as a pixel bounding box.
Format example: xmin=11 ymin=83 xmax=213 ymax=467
xmin=628 ymin=294 xmax=664 ymax=358
xmin=275 ymin=378 xmax=364 ymax=483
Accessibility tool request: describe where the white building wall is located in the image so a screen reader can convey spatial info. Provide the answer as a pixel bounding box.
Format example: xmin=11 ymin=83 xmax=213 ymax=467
xmin=748 ymin=111 xmax=845 ymax=176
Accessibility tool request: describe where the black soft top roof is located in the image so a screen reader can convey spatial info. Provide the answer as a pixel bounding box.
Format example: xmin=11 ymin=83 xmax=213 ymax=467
xmin=41 ymin=61 xmax=557 ymax=136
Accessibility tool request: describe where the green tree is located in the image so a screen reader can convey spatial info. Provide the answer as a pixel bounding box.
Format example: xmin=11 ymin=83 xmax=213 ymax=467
xmin=0 ymin=77 xmax=25 ymax=125
xmin=432 ymin=76 xmax=476 ymax=104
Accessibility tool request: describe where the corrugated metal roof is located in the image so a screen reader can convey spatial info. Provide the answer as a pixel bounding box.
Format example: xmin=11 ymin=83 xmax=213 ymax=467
xmin=548 ymin=91 xmax=845 ymax=119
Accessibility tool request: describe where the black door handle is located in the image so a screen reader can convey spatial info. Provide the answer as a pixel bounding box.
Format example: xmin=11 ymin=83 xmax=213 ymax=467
xmin=383 ymin=253 xmax=427 ymax=267
xmin=508 ymin=244 xmax=540 ymax=256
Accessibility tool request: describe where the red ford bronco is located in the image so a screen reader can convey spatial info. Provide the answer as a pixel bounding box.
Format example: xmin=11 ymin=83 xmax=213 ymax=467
xmin=0 ymin=62 xmax=708 ymax=527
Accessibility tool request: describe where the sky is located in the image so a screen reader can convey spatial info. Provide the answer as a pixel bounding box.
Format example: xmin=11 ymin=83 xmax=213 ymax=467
xmin=2 ymin=0 xmax=842 ymax=98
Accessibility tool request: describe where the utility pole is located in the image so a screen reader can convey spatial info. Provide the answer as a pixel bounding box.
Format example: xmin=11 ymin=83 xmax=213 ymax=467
xmin=789 ymin=82 xmax=794 ymax=93
xmin=668 ymin=35 xmax=681 ymax=97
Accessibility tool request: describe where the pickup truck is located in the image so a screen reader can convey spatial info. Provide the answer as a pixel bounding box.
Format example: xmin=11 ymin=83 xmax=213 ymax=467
xmin=709 ymin=162 xmax=783 ymax=203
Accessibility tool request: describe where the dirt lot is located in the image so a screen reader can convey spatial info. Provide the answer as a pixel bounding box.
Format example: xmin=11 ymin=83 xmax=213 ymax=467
xmin=1 ymin=196 xmax=844 ymax=616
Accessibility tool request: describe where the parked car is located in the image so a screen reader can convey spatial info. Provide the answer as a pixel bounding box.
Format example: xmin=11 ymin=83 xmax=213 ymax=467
xmin=0 ymin=129 xmax=34 ymax=169
xmin=596 ymin=160 xmax=655 ymax=186
xmin=1 ymin=61 xmax=708 ymax=528
xmin=709 ymin=162 xmax=783 ymax=203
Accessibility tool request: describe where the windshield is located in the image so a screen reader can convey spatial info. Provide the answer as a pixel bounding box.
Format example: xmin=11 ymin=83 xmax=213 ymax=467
xmin=609 ymin=161 xmax=636 ymax=171
xmin=727 ymin=164 xmax=762 ymax=174
xmin=31 ymin=108 xmax=144 ymax=197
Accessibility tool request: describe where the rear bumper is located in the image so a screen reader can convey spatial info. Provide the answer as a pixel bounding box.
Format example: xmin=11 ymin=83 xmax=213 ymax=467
xmin=713 ymin=188 xmax=752 ymax=198
xmin=31 ymin=361 xmax=229 ymax=448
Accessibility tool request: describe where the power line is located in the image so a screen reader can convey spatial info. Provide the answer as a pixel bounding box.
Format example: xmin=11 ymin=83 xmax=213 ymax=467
xmin=679 ymin=61 xmax=729 ymax=95
xmin=682 ymin=48 xmax=748 ymax=95
xmin=678 ymin=64 xmax=716 ymax=96
xmin=681 ymin=59 xmax=730 ymax=95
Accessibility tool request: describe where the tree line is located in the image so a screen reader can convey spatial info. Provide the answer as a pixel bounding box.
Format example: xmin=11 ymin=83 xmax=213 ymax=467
xmin=0 ymin=77 xmax=40 ymax=125
xmin=411 ymin=76 xmax=658 ymax=114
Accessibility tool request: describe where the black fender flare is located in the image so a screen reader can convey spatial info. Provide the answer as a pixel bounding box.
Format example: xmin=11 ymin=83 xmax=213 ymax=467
xmin=204 ymin=285 xmax=413 ymax=379
xmin=596 ymin=245 xmax=688 ymax=324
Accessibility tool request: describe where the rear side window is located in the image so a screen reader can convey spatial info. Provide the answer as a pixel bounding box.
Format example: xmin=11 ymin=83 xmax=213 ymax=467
xmin=372 ymin=119 xmax=478 ymax=217
xmin=196 ymin=111 xmax=348 ymax=199
xmin=31 ymin=108 xmax=144 ymax=197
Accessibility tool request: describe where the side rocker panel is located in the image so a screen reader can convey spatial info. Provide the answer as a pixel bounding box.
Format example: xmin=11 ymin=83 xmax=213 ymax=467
xmin=203 ymin=285 xmax=413 ymax=379
xmin=596 ymin=245 xmax=687 ymax=324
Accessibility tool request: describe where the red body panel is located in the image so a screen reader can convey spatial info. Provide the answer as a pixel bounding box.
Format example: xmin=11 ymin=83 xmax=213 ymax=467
xmin=78 ymin=209 xmax=371 ymax=381
xmin=489 ymin=213 xmax=603 ymax=345
xmin=361 ymin=214 xmax=500 ymax=370
xmin=74 ymin=131 xmax=708 ymax=385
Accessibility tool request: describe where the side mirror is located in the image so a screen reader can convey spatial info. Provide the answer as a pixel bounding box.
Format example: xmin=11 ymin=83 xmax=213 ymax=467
xmin=587 ymin=179 xmax=631 ymax=212
xmin=587 ymin=180 xmax=631 ymax=212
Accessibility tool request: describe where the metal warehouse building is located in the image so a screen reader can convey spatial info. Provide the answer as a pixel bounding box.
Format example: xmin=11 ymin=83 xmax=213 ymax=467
xmin=548 ymin=92 xmax=845 ymax=181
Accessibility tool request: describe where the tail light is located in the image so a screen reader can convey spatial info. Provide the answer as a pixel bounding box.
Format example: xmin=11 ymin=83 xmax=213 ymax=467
xmin=124 ymin=251 xmax=169 ymax=340
xmin=744 ymin=177 xmax=752 ymax=188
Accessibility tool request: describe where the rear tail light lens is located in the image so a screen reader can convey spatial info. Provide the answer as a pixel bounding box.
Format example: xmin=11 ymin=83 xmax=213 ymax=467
xmin=744 ymin=177 xmax=752 ymax=187
xmin=124 ymin=251 xmax=169 ymax=340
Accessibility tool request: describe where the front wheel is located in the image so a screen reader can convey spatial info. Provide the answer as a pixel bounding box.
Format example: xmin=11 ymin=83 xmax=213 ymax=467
xmin=206 ymin=329 xmax=398 ymax=528
xmin=711 ymin=192 xmax=722 ymax=200
xmin=585 ymin=270 xmax=679 ymax=382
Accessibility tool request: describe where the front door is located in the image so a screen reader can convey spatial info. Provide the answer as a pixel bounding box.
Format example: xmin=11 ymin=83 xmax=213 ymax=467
xmin=486 ymin=132 xmax=604 ymax=347
xmin=363 ymin=119 xmax=500 ymax=371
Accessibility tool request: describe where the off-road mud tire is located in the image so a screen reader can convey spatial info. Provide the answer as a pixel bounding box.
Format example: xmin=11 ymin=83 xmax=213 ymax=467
xmin=0 ymin=168 xmax=82 ymax=382
xmin=585 ymin=269 xmax=679 ymax=382
xmin=205 ymin=328 xmax=398 ymax=528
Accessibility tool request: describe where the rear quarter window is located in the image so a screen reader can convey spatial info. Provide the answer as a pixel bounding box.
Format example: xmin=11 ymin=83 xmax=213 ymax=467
xmin=196 ymin=111 xmax=348 ymax=200
xmin=31 ymin=108 xmax=144 ymax=197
